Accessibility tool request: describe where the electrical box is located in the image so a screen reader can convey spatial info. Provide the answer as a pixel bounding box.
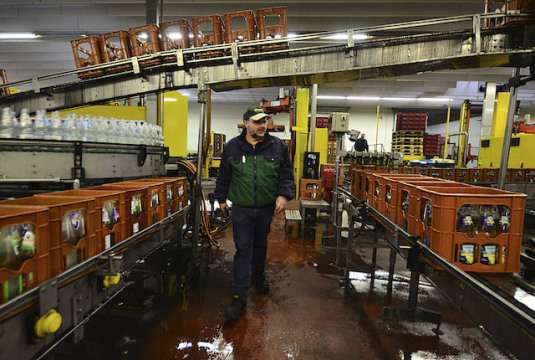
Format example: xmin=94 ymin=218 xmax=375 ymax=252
xmin=302 ymin=152 xmax=320 ymax=179
xmin=329 ymin=112 xmax=349 ymax=133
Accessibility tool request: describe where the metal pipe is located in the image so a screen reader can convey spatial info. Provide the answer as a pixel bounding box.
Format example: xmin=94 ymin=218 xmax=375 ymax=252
xmin=194 ymin=81 xmax=208 ymax=251
xmin=310 ymin=84 xmax=318 ymax=152
xmin=498 ymin=68 xmax=521 ymax=189
xmin=375 ymin=106 xmax=380 ymax=153
xmin=443 ymin=99 xmax=451 ymax=159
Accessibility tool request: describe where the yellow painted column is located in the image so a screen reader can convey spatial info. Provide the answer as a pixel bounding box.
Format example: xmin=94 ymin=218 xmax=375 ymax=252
xmin=294 ymin=88 xmax=310 ymax=193
xmin=163 ymin=91 xmax=188 ymax=157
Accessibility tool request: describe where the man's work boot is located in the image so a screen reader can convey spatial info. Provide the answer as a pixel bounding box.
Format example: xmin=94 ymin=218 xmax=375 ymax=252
xmin=224 ymin=295 xmax=246 ymax=321
xmin=252 ymin=273 xmax=270 ymax=293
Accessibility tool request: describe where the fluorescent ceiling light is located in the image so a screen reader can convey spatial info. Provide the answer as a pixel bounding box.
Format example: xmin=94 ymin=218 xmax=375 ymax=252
xmin=0 ymin=33 xmax=38 ymax=39
xmin=317 ymin=95 xmax=452 ymax=102
xmin=322 ymin=33 xmax=368 ymax=40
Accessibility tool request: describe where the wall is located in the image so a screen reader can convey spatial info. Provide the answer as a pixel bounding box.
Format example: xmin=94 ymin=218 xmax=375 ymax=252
xmin=185 ymin=96 xmax=396 ymax=154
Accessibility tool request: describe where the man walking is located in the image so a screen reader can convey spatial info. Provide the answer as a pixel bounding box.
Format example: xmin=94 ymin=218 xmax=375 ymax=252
xmin=215 ymin=106 xmax=295 ymax=321
xmin=355 ymin=133 xmax=369 ymax=152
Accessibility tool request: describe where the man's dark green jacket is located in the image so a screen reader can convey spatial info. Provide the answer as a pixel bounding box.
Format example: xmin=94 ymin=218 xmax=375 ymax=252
xmin=214 ymin=130 xmax=295 ymax=208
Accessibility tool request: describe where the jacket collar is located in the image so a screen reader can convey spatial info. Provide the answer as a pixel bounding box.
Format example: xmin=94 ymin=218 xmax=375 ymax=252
xmin=239 ymin=127 xmax=273 ymax=148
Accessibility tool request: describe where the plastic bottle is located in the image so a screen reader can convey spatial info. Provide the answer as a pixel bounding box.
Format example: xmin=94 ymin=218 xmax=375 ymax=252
xmin=49 ymin=111 xmax=63 ymax=140
xmin=480 ymin=205 xmax=497 ymax=238
xmin=497 ymin=206 xmax=511 ymax=234
xmin=62 ymin=113 xmax=77 ymax=141
xmin=0 ymin=107 xmax=15 ymax=139
xmin=421 ymin=199 xmax=432 ymax=228
xmin=18 ymin=108 xmax=34 ymax=139
xmin=457 ymin=205 xmax=475 ymax=238
xmin=34 ymin=109 xmax=48 ymax=139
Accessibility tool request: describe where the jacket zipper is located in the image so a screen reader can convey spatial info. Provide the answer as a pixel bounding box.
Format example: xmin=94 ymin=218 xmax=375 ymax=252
xmin=253 ymin=144 xmax=257 ymax=207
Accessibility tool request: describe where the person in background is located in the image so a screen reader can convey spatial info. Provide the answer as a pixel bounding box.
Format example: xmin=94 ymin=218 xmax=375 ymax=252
xmin=355 ymin=133 xmax=369 ymax=152
xmin=214 ymin=106 xmax=295 ymax=322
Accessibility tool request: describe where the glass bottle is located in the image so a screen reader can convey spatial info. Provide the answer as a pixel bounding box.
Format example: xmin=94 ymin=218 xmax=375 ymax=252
xmin=497 ymin=206 xmax=511 ymax=234
xmin=480 ymin=205 xmax=497 ymax=238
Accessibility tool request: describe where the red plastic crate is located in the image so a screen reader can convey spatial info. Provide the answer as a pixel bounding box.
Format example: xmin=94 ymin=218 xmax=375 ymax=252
xmin=92 ymin=184 xmax=148 ymax=237
xmin=0 ymin=205 xmax=50 ymax=304
xmin=300 ymin=179 xmax=323 ymax=200
xmin=0 ymin=196 xmax=97 ymax=276
xmin=43 ymin=189 xmax=127 ymax=252
xmin=416 ymin=186 xmax=526 ymax=273
xmin=71 ymin=37 xmax=104 ymax=79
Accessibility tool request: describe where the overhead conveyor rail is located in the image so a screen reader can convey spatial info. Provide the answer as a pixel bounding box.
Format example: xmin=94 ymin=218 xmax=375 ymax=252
xmin=0 ymin=12 xmax=534 ymax=113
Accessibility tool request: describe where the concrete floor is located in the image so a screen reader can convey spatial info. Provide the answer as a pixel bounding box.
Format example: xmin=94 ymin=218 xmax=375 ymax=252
xmin=50 ymin=201 xmax=513 ymax=360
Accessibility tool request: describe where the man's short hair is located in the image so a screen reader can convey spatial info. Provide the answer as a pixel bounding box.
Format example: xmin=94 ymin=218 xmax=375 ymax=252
xmin=243 ymin=106 xmax=269 ymax=121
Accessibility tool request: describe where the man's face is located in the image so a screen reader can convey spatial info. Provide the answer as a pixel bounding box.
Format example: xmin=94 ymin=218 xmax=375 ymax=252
xmin=245 ymin=117 xmax=268 ymax=140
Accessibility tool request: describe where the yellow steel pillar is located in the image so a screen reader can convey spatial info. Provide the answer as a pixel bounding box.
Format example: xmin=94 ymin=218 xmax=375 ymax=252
xmin=294 ymin=88 xmax=310 ymax=194
xmin=163 ymin=91 xmax=188 ymax=157
xmin=457 ymin=100 xmax=471 ymax=168
xmin=314 ymin=128 xmax=329 ymax=168
xmin=443 ymin=99 xmax=451 ymax=159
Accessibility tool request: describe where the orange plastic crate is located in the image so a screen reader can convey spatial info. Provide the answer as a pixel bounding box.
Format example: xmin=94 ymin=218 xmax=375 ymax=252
xmin=507 ymin=168 xmax=525 ymax=183
xmin=428 ymin=168 xmax=442 ymax=178
xmin=469 ymin=168 xmax=484 ymax=183
xmin=374 ymin=174 xmax=429 ymax=220
xmin=91 ymin=184 xmax=148 ymax=237
xmin=416 ymin=186 xmax=526 ymax=273
xmin=43 ymin=189 xmax=127 ymax=252
xmin=256 ymin=6 xmax=288 ymax=52
xmin=71 ymin=37 xmax=104 ymax=79
xmin=440 ymin=168 xmax=456 ymax=180
xmin=525 ymin=169 xmax=535 ymax=183
xmin=120 ymin=180 xmax=167 ymax=225
xmin=0 ymin=205 xmax=50 ymax=303
xmin=300 ymin=179 xmax=323 ymax=200
xmin=0 ymin=196 xmax=97 ymax=276
xmin=129 ymin=24 xmax=162 ymax=67
xmin=152 ymin=177 xmax=188 ymax=215
xmin=192 ymin=15 xmax=224 ymax=58
xmin=455 ymin=168 xmax=470 ymax=182
xmin=160 ymin=19 xmax=192 ymax=51
xmin=224 ymin=10 xmax=257 ymax=54
xmin=99 ymin=30 xmax=132 ymax=73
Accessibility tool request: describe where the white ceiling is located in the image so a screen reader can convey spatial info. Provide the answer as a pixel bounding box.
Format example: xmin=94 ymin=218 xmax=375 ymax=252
xmin=0 ymin=0 xmax=534 ymax=111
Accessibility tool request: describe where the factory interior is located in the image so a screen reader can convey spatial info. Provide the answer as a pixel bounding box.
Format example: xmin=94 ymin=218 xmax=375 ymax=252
xmin=1 ymin=1 xmax=535 ymax=359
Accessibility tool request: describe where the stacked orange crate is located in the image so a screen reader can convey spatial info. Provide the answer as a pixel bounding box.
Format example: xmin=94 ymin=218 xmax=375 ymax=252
xmin=416 ymin=186 xmax=525 ymax=273
xmin=40 ymin=189 xmax=127 ymax=252
xmin=0 ymin=205 xmax=50 ymax=303
xmin=0 ymin=196 xmax=97 ymax=276
xmin=92 ymin=184 xmax=148 ymax=236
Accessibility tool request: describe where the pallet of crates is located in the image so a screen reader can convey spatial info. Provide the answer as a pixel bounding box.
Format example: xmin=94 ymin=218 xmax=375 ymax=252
xmin=41 ymin=189 xmax=127 ymax=252
xmin=415 ymin=186 xmax=526 ymax=273
xmin=92 ymin=184 xmax=149 ymax=237
xmin=0 ymin=196 xmax=97 ymax=277
xmin=0 ymin=205 xmax=50 ymax=304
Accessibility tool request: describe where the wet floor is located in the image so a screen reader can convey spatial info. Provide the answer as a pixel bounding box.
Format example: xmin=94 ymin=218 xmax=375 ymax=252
xmin=50 ymin=201 xmax=514 ymax=360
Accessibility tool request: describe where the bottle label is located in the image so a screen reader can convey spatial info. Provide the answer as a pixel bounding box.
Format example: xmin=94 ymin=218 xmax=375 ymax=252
xmin=102 ymin=208 xmax=110 ymax=224
xmin=71 ymin=212 xmax=81 ymax=230
xmin=112 ymin=207 xmax=120 ymax=222
xmin=499 ymin=216 xmax=509 ymax=227
xmin=483 ymin=216 xmax=495 ymax=227
xmin=481 ymin=244 xmax=497 ymax=266
xmin=462 ymin=216 xmax=473 ymax=226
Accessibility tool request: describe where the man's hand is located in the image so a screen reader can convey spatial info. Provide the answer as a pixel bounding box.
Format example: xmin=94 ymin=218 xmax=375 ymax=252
xmin=219 ymin=202 xmax=229 ymax=214
xmin=275 ymin=196 xmax=287 ymax=213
